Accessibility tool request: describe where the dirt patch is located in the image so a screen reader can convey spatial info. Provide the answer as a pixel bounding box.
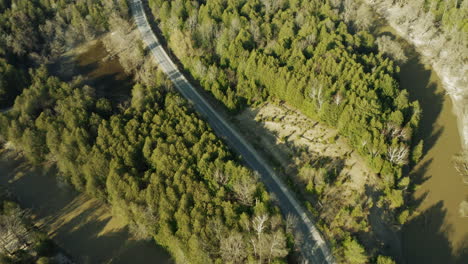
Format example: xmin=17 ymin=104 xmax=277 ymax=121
xmin=0 ymin=149 xmax=172 ymax=264
xmin=236 ymin=102 xmax=374 ymax=193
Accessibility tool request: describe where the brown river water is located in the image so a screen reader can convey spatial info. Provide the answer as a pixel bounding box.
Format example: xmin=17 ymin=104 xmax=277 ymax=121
xmin=375 ymin=28 xmax=468 ymax=263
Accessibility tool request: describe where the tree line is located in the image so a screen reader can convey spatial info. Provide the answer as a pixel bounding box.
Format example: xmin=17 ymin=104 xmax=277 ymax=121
xmin=149 ymin=0 xmax=423 ymax=175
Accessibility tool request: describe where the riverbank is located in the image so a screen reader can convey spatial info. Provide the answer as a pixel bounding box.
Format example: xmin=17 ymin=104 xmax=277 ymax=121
xmin=373 ymin=21 xmax=468 ymax=264
xmin=365 ymin=0 xmax=468 ymax=150
xmin=397 ymin=54 xmax=466 ymax=263
xmin=0 ymin=149 xmax=172 ymax=264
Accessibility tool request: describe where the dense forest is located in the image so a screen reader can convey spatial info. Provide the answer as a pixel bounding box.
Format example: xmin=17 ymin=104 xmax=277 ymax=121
xmin=0 ymin=188 xmax=58 ymax=264
xmin=0 ymin=0 xmax=292 ymax=263
xmin=147 ymin=0 xmax=423 ymax=262
xmin=148 ymin=0 xmax=422 ymax=174
xmin=1 ymin=0 xmax=451 ymax=263
xmin=0 ymin=67 xmax=290 ymax=263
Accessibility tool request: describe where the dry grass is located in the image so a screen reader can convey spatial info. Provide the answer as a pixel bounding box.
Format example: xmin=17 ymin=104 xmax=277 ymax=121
xmin=236 ymin=102 xmax=375 ymax=194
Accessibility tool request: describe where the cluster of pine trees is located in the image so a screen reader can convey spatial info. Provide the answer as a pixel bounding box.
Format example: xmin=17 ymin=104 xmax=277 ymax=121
xmin=0 ymin=66 xmax=290 ymax=263
xmin=0 ymin=0 xmax=432 ymax=263
xmin=149 ymin=0 xmax=422 ymax=174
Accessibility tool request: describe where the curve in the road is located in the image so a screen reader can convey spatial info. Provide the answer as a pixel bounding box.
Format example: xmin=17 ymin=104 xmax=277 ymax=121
xmin=129 ymin=0 xmax=335 ymax=263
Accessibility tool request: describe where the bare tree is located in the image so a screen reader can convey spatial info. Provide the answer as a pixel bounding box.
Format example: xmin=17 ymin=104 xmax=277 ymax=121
xmin=334 ymin=92 xmax=344 ymax=105
xmin=128 ymin=206 xmax=157 ymax=240
xmin=186 ymin=12 xmax=198 ymax=33
xmin=342 ymin=0 xmax=358 ymax=24
xmin=233 ymin=173 xmax=258 ymax=206
xmin=369 ymin=147 xmax=380 ymax=158
xmin=355 ymin=4 xmax=374 ymax=30
xmin=249 ymin=21 xmax=262 ymax=46
xmin=220 ymin=232 xmax=247 ymax=263
xmin=209 ymin=217 xmax=227 ymax=243
xmin=261 ymin=0 xmax=284 ymax=15
xmin=309 ymin=80 xmax=325 ymax=110
xmin=213 ymin=169 xmax=229 ymax=185
xmin=0 ymin=207 xmax=31 ymax=255
xmin=266 ymin=230 xmax=288 ymax=263
xmin=385 ymin=123 xmax=410 ymax=141
xmin=453 ymin=151 xmax=468 ymax=184
xmin=252 ymin=214 xmax=269 ymax=238
xmin=387 ymin=145 xmax=409 ymax=165
xmin=285 ymin=214 xmax=297 ymax=234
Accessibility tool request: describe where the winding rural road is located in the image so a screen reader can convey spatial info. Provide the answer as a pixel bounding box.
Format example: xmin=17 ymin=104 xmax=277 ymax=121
xmin=130 ymin=0 xmax=334 ymax=263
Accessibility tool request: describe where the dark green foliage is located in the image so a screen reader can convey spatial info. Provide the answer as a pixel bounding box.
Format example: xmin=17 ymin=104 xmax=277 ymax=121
xmin=0 ymin=58 xmax=23 ymax=108
xmin=341 ymin=236 xmax=368 ymax=264
xmin=150 ymin=0 xmax=421 ymax=179
xmin=412 ymin=140 xmax=424 ymax=164
xmin=1 ymin=68 xmax=289 ymax=263
xmin=0 ymin=1 xmax=290 ymax=262
xmin=376 ymin=255 xmax=397 ymax=264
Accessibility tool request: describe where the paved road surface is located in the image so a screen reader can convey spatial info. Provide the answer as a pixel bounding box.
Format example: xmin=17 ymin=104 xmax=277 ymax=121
xmin=130 ymin=1 xmax=334 ymax=263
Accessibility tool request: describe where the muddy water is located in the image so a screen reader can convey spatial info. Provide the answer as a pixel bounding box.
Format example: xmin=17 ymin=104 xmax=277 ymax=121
xmin=51 ymin=40 xmax=133 ymax=103
xmin=75 ymin=41 xmax=133 ymax=101
xmin=377 ymin=27 xmax=468 ymax=263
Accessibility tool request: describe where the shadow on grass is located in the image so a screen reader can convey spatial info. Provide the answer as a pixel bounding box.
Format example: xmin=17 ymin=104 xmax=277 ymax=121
xmin=0 ymin=151 xmax=172 ymax=264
